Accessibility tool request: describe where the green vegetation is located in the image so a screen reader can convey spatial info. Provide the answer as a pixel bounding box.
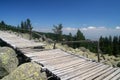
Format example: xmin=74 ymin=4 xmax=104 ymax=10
xmin=99 ymin=36 xmax=120 ymax=56
xmin=52 ymin=24 xmax=63 ymax=41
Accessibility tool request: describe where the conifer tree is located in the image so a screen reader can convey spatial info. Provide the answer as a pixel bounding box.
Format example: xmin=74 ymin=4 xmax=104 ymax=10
xmin=76 ymin=29 xmax=85 ymax=40
xmin=113 ymin=36 xmax=119 ymax=56
xmin=52 ymin=24 xmax=63 ymax=41
xmin=68 ymin=33 xmax=73 ymax=41
xmin=74 ymin=29 xmax=85 ymax=48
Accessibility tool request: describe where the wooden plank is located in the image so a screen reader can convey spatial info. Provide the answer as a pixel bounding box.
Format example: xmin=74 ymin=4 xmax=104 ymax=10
xmin=52 ymin=60 xmax=91 ymax=73
xmin=31 ymin=54 xmax=72 ymax=62
xmin=103 ymin=69 xmax=120 ymax=80
xmin=23 ymin=49 xmax=67 ymax=56
xmin=51 ymin=59 xmax=86 ymax=71
xmin=85 ymin=67 xmax=113 ymax=80
xmin=37 ymin=55 xmax=79 ymax=66
xmin=24 ymin=49 xmax=70 ymax=58
xmin=94 ymin=68 xmax=117 ymax=80
xmin=60 ymin=63 xmax=103 ymax=80
xmin=32 ymin=50 xmax=71 ymax=58
xmin=53 ymin=61 xmax=96 ymax=75
xmin=111 ymin=72 xmax=120 ymax=80
xmin=70 ymin=65 xmax=109 ymax=80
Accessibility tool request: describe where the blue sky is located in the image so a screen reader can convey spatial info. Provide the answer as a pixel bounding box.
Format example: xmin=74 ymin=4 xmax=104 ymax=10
xmin=0 ymin=0 xmax=120 ymax=40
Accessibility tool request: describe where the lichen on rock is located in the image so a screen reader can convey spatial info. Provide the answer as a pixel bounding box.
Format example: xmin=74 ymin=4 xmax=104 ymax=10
xmin=1 ymin=62 xmax=47 ymax=80
xmin=0 ymin=47 xmax=18 ymax=78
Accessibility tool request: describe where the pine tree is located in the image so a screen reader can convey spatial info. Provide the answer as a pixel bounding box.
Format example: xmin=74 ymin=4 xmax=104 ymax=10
xmin=26 ymin=18 xmax=32 ymax=40
xmin=26 ymin=18 xmax=32 ymax=30
xmin=1 ymin=21 xmax=5 ymax=25
xmin=52 ymin=24 xmax=63 ymax=41
xmin=74 ymin=29 xmax=85 ymax=48
xmin=76 ymin=29 xmax=85 ymax=40
xmin=20 ymin=19 xmax=33 ymax=33
xmin=118 ymin=36 xmax=120 ymax=55
xmin=0 ymin=21 xmax=5 ymax=30
xmin=21 ymin=21 xmax=24 ymax=32
xmin=23 ymin=21 xmax=27 ymax=30
xmin=99 ymin=36 xmax=104 ymax=52
xmin=108 ymin=36 xmax=113 ymax=55
xmin=67 ymin=33 xmax=73 ymax=47
xmin=113 ymin=36 xmax=119 ymax=56
xmin=68 ymin=33 xmax=73 ymax=41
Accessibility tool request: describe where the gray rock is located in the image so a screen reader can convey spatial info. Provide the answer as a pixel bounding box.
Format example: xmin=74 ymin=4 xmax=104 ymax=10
xmin=0 ymin=47 xmax=18 ymax=78
xmin=1 ymin=62 xmax=47 ymax=80
xmin=80 ymin=47 xmax=87 ymax=52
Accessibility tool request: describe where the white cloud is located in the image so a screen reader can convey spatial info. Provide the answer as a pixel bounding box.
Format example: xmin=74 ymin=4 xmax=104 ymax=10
xmin=116 ymin=26 xmax=120 ymax=29
xmin=80 ymin=26 xmax=106 ymax=31
xmin=87 ymin=26 xmax=96 ymax=29
xmin=81 ymin=28 xmax=87 ymax=31
xmin=63 ymin=27 xmax=77 ymax=31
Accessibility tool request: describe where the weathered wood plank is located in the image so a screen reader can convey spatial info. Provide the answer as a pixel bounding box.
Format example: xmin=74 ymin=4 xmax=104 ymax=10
xmin=60 ymin=63 xmax=103 ymax=80
xmin=70 ymin=65 xmax=109 ymax=80
xmin=85 ymin=67 xmax=113 ymax=80
xmin=94 ymin=68 xmax=117 ymax=80
xmin=103 ymin=69 xmax=120 ymax=80
xmin=37 ymin=55 xmax=79 ymax=66
xmin=52 ymin=59 xmax=86 ymax=71
xmin=52 ymin=60 xmax=92 ymax=74
xmin=110 ymin=72 xmax=120 ymax=80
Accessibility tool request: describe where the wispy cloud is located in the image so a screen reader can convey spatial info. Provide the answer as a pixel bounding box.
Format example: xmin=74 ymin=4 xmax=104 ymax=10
xmin=116 ymin=26 xmax=120 ymax=29
xmin=63 ymin=27 xmax=77 ymax=31
xmin=87 ymin=26 xmax=96 ymax=29
xmin=81 ymin=26 xmax=106 ymax=31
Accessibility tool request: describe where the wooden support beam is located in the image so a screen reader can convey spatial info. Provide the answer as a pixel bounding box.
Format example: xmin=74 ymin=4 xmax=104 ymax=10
xmin=97 ymin=41 xmax=100 ymax=62
xmin=53 ymin=41 xmax=56 ymax=49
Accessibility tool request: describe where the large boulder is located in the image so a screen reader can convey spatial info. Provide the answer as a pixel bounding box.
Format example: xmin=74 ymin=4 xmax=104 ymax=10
xmin=2 ymin=62 xmax=47 ymax=80
xmin=0 ymin=47 xmax=18 ymax=78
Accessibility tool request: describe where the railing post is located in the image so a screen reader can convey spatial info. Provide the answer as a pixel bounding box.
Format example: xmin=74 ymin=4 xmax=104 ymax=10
xmin=29 ymin=27 xmax=32 ymax=40
xmin=53 ymin=41 xmax=56 ymax=49
xmin=97 ymin=41 xmax=100 ymax=62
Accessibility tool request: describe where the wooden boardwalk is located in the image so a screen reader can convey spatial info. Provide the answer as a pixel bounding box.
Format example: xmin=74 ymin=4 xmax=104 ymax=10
xmin=0 ymin=31 xmax=120 ymax=80
xmin=0 ymin=31 xmax=45 ymax=48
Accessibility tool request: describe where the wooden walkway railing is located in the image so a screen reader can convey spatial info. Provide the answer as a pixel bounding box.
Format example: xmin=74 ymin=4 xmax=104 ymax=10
xmin=0 ymin=30 xmax=120 ymax=80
